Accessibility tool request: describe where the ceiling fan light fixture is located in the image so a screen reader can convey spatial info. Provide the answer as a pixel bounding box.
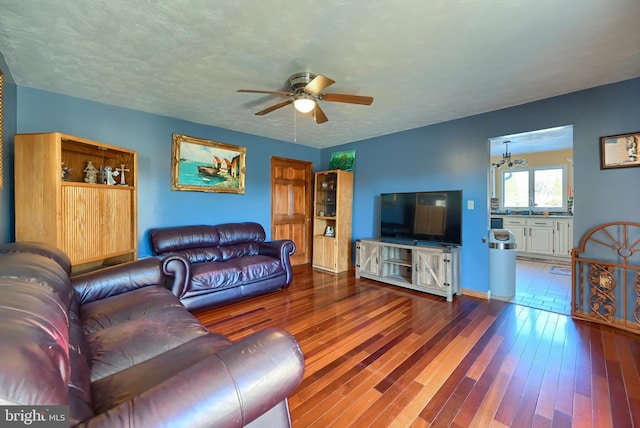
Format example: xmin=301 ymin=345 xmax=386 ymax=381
xmin=293 ymin=94 xmax=316 ymax=113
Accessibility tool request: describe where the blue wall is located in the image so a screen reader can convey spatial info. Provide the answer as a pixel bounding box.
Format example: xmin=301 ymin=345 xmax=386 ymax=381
xmin=15 ymin=87 xmax=321 ymax=256
xmin=322 ymin=78 xmax=640 ymax=294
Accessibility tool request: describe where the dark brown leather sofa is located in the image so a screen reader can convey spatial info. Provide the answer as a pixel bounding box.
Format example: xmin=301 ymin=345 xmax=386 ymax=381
xmin=149 ymin=222 xmax=295 ymax=311
xmin=0 ymin=242 xmax=304 ymax=427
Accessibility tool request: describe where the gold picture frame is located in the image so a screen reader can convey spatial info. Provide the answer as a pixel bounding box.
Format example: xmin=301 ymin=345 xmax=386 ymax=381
xmin=600 ymin=131 xmax=640 ymax=170
xmin=171 ymin=133 xmax=246 ymax=193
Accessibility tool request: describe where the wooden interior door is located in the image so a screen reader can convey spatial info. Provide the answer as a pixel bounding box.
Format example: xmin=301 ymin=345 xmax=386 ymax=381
xmin=271 ymin=157 xmax=312 ymax=265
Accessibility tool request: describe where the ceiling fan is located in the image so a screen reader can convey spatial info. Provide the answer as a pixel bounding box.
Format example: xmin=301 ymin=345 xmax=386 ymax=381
xmin=237 ymin=72 xmax=373 ymax=124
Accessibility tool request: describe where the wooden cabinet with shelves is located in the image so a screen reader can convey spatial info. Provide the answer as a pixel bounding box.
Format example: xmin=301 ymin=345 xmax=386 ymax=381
xmin=14 ymin=132 xmax=138 ymax=272
xmin=355 ymin=239 xmax=460 ymax=301
xmin=312 ymin=170 xmax=353 ymax=273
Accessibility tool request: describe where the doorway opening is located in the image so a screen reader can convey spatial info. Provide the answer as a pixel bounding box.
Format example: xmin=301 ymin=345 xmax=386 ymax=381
xmin=489 ymin=125 xmax=574 ymax=314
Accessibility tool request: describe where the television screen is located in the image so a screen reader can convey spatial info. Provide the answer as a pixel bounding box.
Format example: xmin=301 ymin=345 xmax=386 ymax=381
xmin=380 ymin=190 xmax=462 ymax=246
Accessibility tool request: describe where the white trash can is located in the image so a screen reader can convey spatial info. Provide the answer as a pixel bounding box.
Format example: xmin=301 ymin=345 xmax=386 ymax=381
xmin=489 ymin=229 xmax=517 ymax=298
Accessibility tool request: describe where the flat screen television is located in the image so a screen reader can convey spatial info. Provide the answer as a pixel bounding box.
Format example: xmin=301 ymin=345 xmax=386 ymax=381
xmin=380 ymin=190 xmax=462 ymax=246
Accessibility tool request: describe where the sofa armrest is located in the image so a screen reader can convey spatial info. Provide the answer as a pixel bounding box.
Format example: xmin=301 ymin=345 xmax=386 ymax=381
xmin=259 ymin=240 xmax=296 ymax=284
xmin=71 ymin=258 xmax=164 ymax=304
xmin=160 ymin=254 xmax=191 ymax=300
xmin=83 ymin=329 xmax=304 ymax=428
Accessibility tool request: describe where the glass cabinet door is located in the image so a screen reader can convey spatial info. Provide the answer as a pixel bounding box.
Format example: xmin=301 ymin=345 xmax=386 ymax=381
xmin=315 ymin=172 xmax=337 ymax=218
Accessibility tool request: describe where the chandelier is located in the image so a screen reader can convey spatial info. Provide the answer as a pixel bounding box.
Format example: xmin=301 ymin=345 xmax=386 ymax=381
xmin=492 ymin=140 xmax=528 ymax=168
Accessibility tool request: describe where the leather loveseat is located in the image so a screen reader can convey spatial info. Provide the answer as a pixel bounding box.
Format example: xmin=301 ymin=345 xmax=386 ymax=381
xmin=0 ymin=242 xmax=304 ymax=427
xmin=149 ymin=222 xmax=295 ymax=311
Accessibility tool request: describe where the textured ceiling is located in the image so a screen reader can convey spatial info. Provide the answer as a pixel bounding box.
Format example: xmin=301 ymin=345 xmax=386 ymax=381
xmin=1 ymin=0 xmax=639 ymax=149
xmin=489 ymin=125 xmax=573 ymax=157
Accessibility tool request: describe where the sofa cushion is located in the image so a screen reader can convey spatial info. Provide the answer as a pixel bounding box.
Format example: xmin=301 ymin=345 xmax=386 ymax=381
xmin=67 ymin=335 xmax=94 ymax=425
xmin=190 ymin=261 xmax=242 ymax=291
xmin=0 ymin=252 xmax=74 ymax=312
xmin=233 ymin=255 xmax=283 ymax=282
xmin=80 ymin=286 xmax=184 ymax=335
xmin=217 ymin=222 xmax=266 ymax=245
xmin=149 ymin=225 xmax=220 ymax=254
xmin=91 ymin=334 xmax=232 ymax=414
xmin=0 ymin=242 xmax=72 ymax=275
xmin=176 ymin=246 xmax=223 ymax=263
xmin=87 ymin=305 xmax=209 ymax=381
xmin=220 ymin=242 xmax=261 ymax=260
xmin=0 ymin=280 xmax=70 ymax=405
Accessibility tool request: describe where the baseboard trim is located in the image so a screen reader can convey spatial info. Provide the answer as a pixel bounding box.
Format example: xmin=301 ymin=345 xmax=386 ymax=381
xmin=461 ymin=288 xmax=489 ymax=300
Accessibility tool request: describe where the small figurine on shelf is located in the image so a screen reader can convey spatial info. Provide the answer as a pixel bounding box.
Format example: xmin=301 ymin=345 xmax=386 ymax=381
xmin=61 ymin=162 xmax=72 ymax=181
xmin=83 ymin=161 xmax=99 ymax=184
xmin=325 ymin=225 xmax=335 ymax=237
xmin=116 ymin=164 xmax=130 ymax=186
xmin=102 ymin=166 xmax=119 ymax=185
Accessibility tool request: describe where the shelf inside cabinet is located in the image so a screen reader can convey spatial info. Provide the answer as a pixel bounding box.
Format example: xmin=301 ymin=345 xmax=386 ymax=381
xmin=383 ymin=257 xmax=412 ymax=267
xmin=61 ymin=137 xmax=135 ymax=186
xmin=385 ymin=274 xmax=411 ymax=284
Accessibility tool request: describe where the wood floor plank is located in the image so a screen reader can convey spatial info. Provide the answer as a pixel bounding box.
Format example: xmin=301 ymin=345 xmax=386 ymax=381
xmin=494 ymin=309 xmax=549 ymax=425
xmin=534 ymin=313 xmax=565 ymax=421
xmin=555 ymin=319 xmax=582 ymax=416
xmin=605 ymin=357 xmax=632 ymax=427
xmin=592 ymin=374 xmax=614 ymax=428
xmin=572 ymin=392 xmax=593 ymax=428
xmin=191 ymin=264 xmax=640 ymax=427
xmin=510 ymin=310 xmax=557 ymax=427
xmin=615 ymin=333 xmax=640 ymax=426
xmin=466 ymin=335 xmax=504 ymax=381
xmin=468 ymin=360 xmax=516 ymax=427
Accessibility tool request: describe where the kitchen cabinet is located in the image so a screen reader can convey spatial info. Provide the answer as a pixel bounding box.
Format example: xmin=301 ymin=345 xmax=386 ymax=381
xmin=501 ymin=217 xmax=527 ymax=254
xmin=527 ymin=218 xmax=555 ymax=255
xmin=499 ymin=216 xmax=572 ymax=258
xmin=553 ymin=219 xmax=573 ymax=257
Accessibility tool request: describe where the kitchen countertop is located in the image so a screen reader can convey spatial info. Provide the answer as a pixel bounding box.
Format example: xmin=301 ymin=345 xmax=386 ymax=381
xmin=491 ymin=213 xmax=573 ymax=219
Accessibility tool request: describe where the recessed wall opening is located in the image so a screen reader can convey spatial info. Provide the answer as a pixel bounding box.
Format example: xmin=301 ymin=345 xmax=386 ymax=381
xmin=488 ymin=125 xmax=574 ymax=315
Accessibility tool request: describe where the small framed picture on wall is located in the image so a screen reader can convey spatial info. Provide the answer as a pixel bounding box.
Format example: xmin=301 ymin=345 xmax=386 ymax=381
xmin=600 ymin=131 xmax=640 ymax=169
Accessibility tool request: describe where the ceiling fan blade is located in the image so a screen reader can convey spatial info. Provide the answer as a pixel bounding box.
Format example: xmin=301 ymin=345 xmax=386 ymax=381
xmin=255 ymin=100 xmax=293 ymax=115
xmin=237 ymin=89 xmax=294 ymax=97
xmin=322 ymin=93 xmax=374 ymax=105
xmin=305 ymin=75 xmax=335 ymax=95
xmin=313 ymin=104 xmax=329 ymax=124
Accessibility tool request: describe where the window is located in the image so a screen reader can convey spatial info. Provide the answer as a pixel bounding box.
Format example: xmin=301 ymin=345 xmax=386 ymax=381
xmin=501 ymin=165 xmax=567 ymax=212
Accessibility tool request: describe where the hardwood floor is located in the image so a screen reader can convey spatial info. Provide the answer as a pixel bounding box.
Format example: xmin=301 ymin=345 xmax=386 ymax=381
xmin=193 ymin=265 xmax=640 ymax=427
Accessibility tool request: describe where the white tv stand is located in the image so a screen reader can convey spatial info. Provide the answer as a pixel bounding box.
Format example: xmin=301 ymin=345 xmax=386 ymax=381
xmin=355 ymin=239 xmax=461 ymax=302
